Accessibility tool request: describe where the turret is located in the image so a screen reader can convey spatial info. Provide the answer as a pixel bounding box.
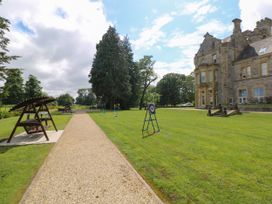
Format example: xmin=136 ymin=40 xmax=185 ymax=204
xmin=232 ymin=18 xmax=242 ymax=34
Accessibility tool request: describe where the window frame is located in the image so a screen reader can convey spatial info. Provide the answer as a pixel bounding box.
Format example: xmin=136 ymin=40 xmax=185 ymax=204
xmin=253 ymin=87 xmax=265 ymax=102
xmin=261 ymin=62 xmax=268 ymax=76
xmin=200 ymin=71 xmax=206 ymax=83
xmin=238 ymin=89 xmax=248 ymax=104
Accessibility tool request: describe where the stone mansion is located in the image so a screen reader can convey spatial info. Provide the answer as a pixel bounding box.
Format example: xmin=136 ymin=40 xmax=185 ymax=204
xmin=194 ymin=17 xmax=272 ymax=108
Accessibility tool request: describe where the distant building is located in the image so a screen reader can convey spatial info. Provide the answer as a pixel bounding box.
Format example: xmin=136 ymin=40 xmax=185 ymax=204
xmin=194 ymin=17 xmax=272 ymax=108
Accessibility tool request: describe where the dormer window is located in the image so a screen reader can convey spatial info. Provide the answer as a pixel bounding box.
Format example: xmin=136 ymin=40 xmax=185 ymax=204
xmin=259 ymin=48 xmax=267 ymax=54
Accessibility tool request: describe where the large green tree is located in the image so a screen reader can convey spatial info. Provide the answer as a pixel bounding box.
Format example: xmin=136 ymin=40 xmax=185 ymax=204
xmin=76 ymin=88 xmax=96 ymax=106
xmin=0 ymin=0 xmax=19 ymax=80
xmin=57 ymin=93 xmax=74 ymax=106
xmin=121 ymin=36 xmax=140 ymax=107
xmin=137 ymin=55 xmax=157 ymax=110
xmin=157 ymin=73 xmax=185 ymax=106
xmin=24 ymin=74 xmax=43 ymax=99
xmin=157 ymin=73 xmax=195 ymax=106
xmin=1 ymin=69 xmax=24 ymax=104
xmin=89 ymin=26 xmax=131 ymax=109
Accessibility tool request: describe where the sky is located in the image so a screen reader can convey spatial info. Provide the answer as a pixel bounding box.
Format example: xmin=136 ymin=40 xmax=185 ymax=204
xmin=1 ymin=0 xmax=272 ymax=97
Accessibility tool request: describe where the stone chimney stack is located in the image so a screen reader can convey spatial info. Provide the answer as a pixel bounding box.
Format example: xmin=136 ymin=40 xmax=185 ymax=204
xmin=232 ymin=18 xmax=242 ymax=34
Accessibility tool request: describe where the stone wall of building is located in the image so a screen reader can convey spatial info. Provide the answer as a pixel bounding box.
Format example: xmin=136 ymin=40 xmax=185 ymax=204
xmin=194 ymin=17 xmax=272 ymax=109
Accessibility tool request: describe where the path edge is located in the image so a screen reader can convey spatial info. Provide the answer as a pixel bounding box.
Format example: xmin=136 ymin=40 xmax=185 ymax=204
xmin=89 ymin=114 xmax=165 ymax=204
xmin=19 ymin=117 xmax=73 ymax=204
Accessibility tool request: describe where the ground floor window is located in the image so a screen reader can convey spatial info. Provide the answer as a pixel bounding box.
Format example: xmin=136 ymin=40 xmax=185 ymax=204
xmin=229 ymin=98 xmax=233 ymax=105
xmin=254 ymin=87 xmax=265 ymax=102
xmin=201 ymin=95 xmax=205 ymax=106
xmin=238 ymin=89 xmax=247 ymax=104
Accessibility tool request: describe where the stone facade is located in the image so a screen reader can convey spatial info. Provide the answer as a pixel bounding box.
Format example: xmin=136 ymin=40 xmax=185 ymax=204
xmin=194 ymin=18 xmax=272 ymax=108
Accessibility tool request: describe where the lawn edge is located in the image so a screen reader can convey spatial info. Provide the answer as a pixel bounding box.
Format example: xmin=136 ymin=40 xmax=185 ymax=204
xmin=12 ymin=144 xmax=54 ymax=204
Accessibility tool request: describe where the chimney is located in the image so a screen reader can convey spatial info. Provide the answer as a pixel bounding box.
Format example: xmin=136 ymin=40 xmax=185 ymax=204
xmin=232 ymin=18 xmax=242 ymax=34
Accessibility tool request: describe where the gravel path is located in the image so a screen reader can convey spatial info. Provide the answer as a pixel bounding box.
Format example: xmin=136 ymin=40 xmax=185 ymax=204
xmin=20 ymin=113 xmax=163 ymax=204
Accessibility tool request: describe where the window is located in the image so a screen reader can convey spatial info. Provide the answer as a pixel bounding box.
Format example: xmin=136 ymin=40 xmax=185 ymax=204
xmin=214 ymin=70 xmax=217 ymax=81
xmin=229 ymin=98 xmax=233 ymax=105
xmin=212 ymin=54 xmax=217 ymax=63
xmin=201 ymin=95 xmax=205 ymax=106
xmin=240 ymin=66 xmax=251 ymax=79
xmin=238 ymin=89 xmax=247 ymax=104
xmin=246 ymin=66 xmax=251 ymax=77
xmin=208 ymin=71 xmax=213 ymax=82
xmin=200 ymin=72 xmax=206 ymax=83
xmin=261 ymin=63 xmax=268 ymax=76
xmin=254 ymin=87 xmax=265 ymax=102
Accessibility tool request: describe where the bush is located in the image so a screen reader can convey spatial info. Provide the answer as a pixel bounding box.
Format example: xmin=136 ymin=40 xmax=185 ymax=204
xmin=0 ymin=110 xmax=11 ymax=119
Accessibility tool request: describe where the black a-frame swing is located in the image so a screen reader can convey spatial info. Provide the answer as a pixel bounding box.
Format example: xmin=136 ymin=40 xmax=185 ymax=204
xmin=142 ymin=103 xmax=160 ymax=138
xmin=7 ymin=97 xmax=58 ymax=143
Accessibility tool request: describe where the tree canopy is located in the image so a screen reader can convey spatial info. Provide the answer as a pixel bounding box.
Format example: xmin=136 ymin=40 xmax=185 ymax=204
xmin=76 ymin=88 xmax=96 ymax=106
xmin=157 ymin=73 xmax=195 ymax=106
xmin=137 ymin=55 xmax=157 ymax=109
xmin=89 ymin=26 xmax=131 ymax=109
xmin=1 ymin=69 xmax=24 ymax=104
xmin=25 ymin=74 xmax=43 ymax=99
xmin=122 ymin=36 xmax=141 ymax=107
xmin=57 ymin=93 xmax=74 ymax=106
xmin=0 ymin=0 xmax=19 ymax=80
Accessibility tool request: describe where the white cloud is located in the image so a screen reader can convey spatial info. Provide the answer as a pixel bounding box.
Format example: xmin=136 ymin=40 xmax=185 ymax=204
xmin=154 ymin=60 xmax=193 ymax=80
xmin=180 ymin=0 xmax=217 ymax=23
xmin=239 ymin=0 xmax=272 ymax=30
xmin=0 ymin=0 xmax=111 ymax=97
xmin=131 ymin=14 xmax=174 ymax=50
xmin=167 ymin=20 xmax=231 ymax=48
xmin=158 ymin=20 xmax=231 ymax=77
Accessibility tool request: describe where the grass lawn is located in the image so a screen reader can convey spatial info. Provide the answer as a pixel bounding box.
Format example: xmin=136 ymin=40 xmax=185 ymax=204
xmin=0 ymin=115 xmax=72 ymax=204
xmin=90 ymin=109 xmax=272 ymax=203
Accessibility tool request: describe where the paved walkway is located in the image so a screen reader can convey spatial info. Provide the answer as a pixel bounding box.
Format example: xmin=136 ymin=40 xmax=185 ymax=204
xmin=20 ymin=113 xmax=162 ymax=204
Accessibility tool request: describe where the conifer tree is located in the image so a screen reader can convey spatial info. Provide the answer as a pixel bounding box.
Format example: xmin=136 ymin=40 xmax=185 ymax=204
xmin=0 ymin=0 xmax=19 ymax=80
xmin=121 ymin=36 xmax=141 ymax=107
xmin=25 ymin=74 xmax=43 ymax=99
xmin=89 ymin=26 xmax=131 ymax=109
xmin=2 ymin=69 xmax=24 ymax=104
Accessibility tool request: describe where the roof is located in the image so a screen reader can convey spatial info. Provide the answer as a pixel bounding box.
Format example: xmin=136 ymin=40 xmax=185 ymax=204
xmin=222 ymin=36 xmax=231 ymax=43
xmin=237 ymin=36 xmax=272 ymax=61
xmin=9 ymin=96 xmax=56 ymax=112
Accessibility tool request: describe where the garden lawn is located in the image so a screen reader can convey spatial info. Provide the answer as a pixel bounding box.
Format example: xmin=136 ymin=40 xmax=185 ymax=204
xmin=0 ymin=115 xmax=71 ymax=204
xmin=90 ymin=109 xmax=272 ymax=204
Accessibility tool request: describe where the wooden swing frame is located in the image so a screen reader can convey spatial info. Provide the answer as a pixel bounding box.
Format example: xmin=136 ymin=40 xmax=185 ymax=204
xmin=7 ymin=97 xmax=58 ymax=143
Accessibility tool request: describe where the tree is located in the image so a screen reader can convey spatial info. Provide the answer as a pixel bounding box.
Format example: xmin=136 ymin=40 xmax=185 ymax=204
xmin=24 ymin=74 xmax=43 ymax=99
xmin=57 ymin=93 xmax=74 ymax=106
xmin=138 ymin=56 xmax=157 ymax=110
xmin=157 ymin=73 xmax=195 ymax=106
xmin=76 ymin=88 xmax=96 ymax=105
xmin=157 ymin=73 xmax=185 ymax=106
xmin=1 ymin=69 xmax=24 ymax=104
xmin=143 ymin=86 xmax=160 ymax=105
xmin=181 ymin=74 xmax=195 ymax=103
xmin=121 ymin=36 xmax=141 ymax=107
xmin=0 ymin=0 xmax=19 ymax=80
xmin=89 ymin=26 xmax=131 ymax=109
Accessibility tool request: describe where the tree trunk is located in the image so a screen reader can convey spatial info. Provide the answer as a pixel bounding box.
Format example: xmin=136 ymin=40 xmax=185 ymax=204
xmin=139 ymin=86 xmax=147 ymax=110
